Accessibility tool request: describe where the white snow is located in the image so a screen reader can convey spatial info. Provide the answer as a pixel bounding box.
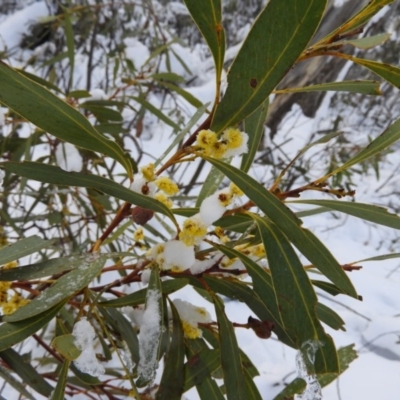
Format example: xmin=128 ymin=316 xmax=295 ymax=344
xmin=163 ymin=240 xmax=195 ymax=271
xmin=55 ymin=143 xmax=83 ymax=172
xmin=73 ymin=318 xmax=105 ymax=377
xmin=199 ymin=192 xmax=226 ymax=226
xmin=137 ymin=289 xmax=162 ymax=382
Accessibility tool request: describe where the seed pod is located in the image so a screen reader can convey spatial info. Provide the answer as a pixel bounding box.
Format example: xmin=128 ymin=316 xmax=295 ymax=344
xmin=131 ymin=206 xmax=154 ymax=225
xmin=247 ymin=316 xmax=274 ymax=339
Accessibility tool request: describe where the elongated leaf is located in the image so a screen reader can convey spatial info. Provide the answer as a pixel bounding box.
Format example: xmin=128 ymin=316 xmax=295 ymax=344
xmin=0 ymin=348 xmax=53 ymax=397
xmin=155 ymin=103 xmax=209 ymax=167
xmin=343 ymin=32 xmax=390 ymax=49
xmin=204 ymin=157 xmax=357 ymax=297
xmin=2 ymin=162 xmax=178 ymax=228
xmin=5 ymin=255 xmax=105 ymax=322
xmin=244 ymin=368 xmax=263 ymax=400
xmin=213 ymin=294 xmax=248 ymax=400
xmin=130 ymin=96 xmax=180 ymax=131
xmin=184 ymin=348 xmax=220 ymax=391
xmin=195 ymin=164 xmax=227 ymax=207
xmin=318 ymin=117 xmax=400 ymax=181
xmin=50 ymin=360 xmax=70 ymax=400
xmin=100 ymin=278 xmax=188 ymax=307
xmin=341 ymin=54 xmax=400 ymax=88
xmin=241 ymin=98 xmax=269 ymax=173
xmin=209 ymin=247 xmax=293 ymax=346
xmin=0 ymin=364 xmax=35 ymax=400
xmin=0 ymin=61 xmax=132 ymax=177
xmin=251 ymin=214 xmax=339 ymax=373
xmin=185 ymin=340 xmax=225 ymax=400
xmin=156 ymin=301 xmax=185 ymax=400
xmin=0 ymin=236 xmax=55 ymax=266
xmin=354 ymin=252 xmax=400 ymax=263
xmin=156 ymin=80 xmax=203 ymax=108
xmin=211 ymin=0 xmax=327 ymax=132
xmin=0 ymin=301 xmax=65 ymax=351
xmin=98 ymin=306 xmax=140 ymax=366
xmin=315 ymin=303 xmax=346 ymax=331
xmin=136 ymin=266 xmax=163 ymax=387
xmin=312 ymin=280 xmax=345 ymax=297
xmin=182 ymin=0 xmax=225 ymax=81
xmin=276 ymin=80 xmax=381 ymax=95
xmin=291 ymin=199 xmax=400 ymax=230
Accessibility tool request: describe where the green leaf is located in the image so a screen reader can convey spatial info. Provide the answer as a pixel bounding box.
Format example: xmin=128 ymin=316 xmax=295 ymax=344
xmin=251 ymin=214 xmax=339 ymax=373
xmin=318 ymin=344 xmax=358 ymax=387
xmin=155 ymin=103 xmax=209 ymax=167
xmin=211 ymin=0 xmax=327 ymax=132
xmin=0 ymin=348 xmax=53 ymax=397
xmin=276 ymin=80 xmax=381 ymax=95
xmin=315 ymin=303 xmax=346 ymax=331
xmin=130 ymin=96 xmax=180 ymax=131
xmin=80 ymin=104 xmax=123 ymax=122
xmin=343 ymin=32 xmax=390 ymax=49
xmin=50 ymin=360 xmax=70 ymax=400
xmin=273 ymin=345 xmax=358 ymax=399
xmin=5 ymin=255 xmax=105 ymax=322
xmin=290 ymin=199 xmax=400 ymax=230
xmin=203 ymin=156 xmax=357 ymax=298
xmin=182 ymin=0 xmax=225 ymax=82
xmin=354 ymin=252 xmax=400 ymax=263
xmin=212 ymin=294 xmax=248 ymax=400
xmin=0 ymin=236 xmax=55 ymax=266
xmin=320 ymin=0 xmax=394 ymax=42
xmin=0 ymin=301 xmax=65 ymax=351
xmin=100 ymin=278 xmax=188 ymax=307
xmin=156 ymin=301 xmax=185 ymax=400
xmin=185 ymin=340 xmax=225 ymax=400
xmin=0 ymin=61 xmax=132 ymax=178
xmin=343 ymin=54 xmax=400 ymax=88
xmin=195 ymin=164 xmax=227 ymax=207
xmin=136 ymin=266 xmax=163 ymax=387
xmin=183 ymin=347 xmax=221 ymax=391
xmin=312 ymin=280 xmax=345 ymax=297
xmin=2 ymin=162 xmax=178 ymax=229
xmin=210 ymin=247 xmax=293 ymax=347
xmin=244 ymin=368 xmax=263 ymax=400
xmin=241 ymin=98 xmax=269 ymax=173
xmin=318 ymin=117 xmax=400 ymax=181
xmin=98 ymin=306 xmax=140 ymax=366
xmin=52 ymin=334 xmax=81 ymax=360
xmin=155 ymin=80 xmax=203 ymax=108
xmin=0 ymin=364 xmax=36 ymax=400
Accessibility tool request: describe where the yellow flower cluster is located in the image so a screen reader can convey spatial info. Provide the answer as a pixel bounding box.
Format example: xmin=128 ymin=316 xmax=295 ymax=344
xmin=0 ymin=261 xmax=29 ymax=315
xmin=140 ymin=163 xmax=156 ymax=181
xmin=182 ymin=320 xmax=202 ymax=339
xmin=132 ymin=163 xmax=179 ymax=209
xmin=179 ymin=216 xmax=208 ymax=246
xmin=133 ymin=227 xmax=144 ymax=241
xmin=154 ymin=177 xmax=179 ymax=196
xmin=195 ymin=128 xmax=248 ymax=159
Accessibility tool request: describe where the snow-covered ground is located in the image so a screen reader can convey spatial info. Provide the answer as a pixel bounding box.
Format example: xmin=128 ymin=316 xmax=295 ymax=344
xmin=1 ymin=1 xmax=400 ymax=399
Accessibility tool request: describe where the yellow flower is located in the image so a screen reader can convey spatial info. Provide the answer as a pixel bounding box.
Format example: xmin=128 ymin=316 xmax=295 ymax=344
xmin=211 ymin=141 xmax=228 ymax=159
xmin=222 ymin=127 xmax=244 ymax=149
xmin=218 ymin=191 xmax=233 ymax=207
xmin=251 ymin=244 xmax=266 ymax=258
xmin=179 ymin=216 xmax=207 ymax=246
xmin=155 ymin=192 xmax=174 ymax=208
xmin=154 ymin=176 xmax=179 ymax=196
xmin=133 ymin=227 xmax=144 ymax=241
xmin=140 ymin=163 xmax=156 ymax=181
xmin=2 ymin=302 xmax=17 ymax=315
xmin=1 ymin=261 xmax=18 ymax=269
xmin=181 ymin=320 xmax=202 ymax=339
xmin=196 ymin=130 xmax=218 ymax=149
xmin=230 ymin=182 xmax=244 ymax=197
